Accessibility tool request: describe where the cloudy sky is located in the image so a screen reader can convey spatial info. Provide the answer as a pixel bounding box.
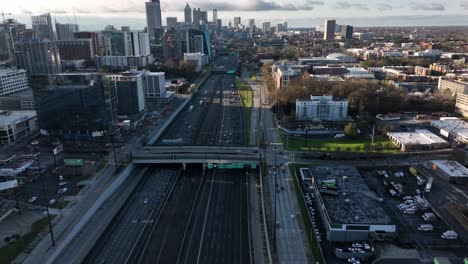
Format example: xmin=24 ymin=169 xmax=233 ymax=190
xmin=3 ymin=0 xmax=468 ymax=29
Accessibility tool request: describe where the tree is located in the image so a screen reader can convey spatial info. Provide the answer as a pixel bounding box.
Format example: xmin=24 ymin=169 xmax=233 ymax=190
xmin=344 ymin=123 xmax=358 ymax=139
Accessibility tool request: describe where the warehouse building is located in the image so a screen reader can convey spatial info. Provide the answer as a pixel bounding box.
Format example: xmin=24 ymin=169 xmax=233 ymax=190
xmin=306 ymin=166 xmax=396 ymax=242
xmin=431 ymin=118 xmax=468 ymax=144
xmin=0 ymin=110 xmax=38 ymax=144
xmin=430 ymin=160 xmax=468 ymax=184
xmin=387 ymin=130 xmax=449 ymax=152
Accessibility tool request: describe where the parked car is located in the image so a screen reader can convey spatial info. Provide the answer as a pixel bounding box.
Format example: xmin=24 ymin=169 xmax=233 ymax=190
xmin=28 ymin=196 xmax=38 ymax=203
xmin=48 ymin=199 xmax=57 ymax=205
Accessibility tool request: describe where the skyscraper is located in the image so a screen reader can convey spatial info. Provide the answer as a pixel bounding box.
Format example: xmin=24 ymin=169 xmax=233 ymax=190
xmin=184 ymin=3 xmax=192 ymax=23
xmin=340 ymin=25 xmax=354 ymax=39
xmin=324 ymin=19 xmax=336 ymax=41
xmin=213 ymin=9 xmax=218 ymax=23
xmin=166 ymin=17 xmax=178 ymax=28
xmin=55 ymin=22 xmax=79 ymax=40
xmin=15 ymin=39 xmax=62 ymax=76
xmin=193 ymin=8 xmax=202 ymax=25
xmin=234 ymin=17 xmax=241 ymax=28
xmin=145 ymin=0 xmax=162 ymax=43
xmin=201 ymin=11 xmax=208 ymax=24
xmin=248 ymin=19 xmax=255 ymax=29
xmin=262 ymin=22 xmax=271 ymax=33
xmin=31 ymin=13 xmax=54 ymax=40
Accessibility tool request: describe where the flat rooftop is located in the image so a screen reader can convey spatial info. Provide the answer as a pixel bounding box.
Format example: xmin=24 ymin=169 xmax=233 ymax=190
xmin=431 ymin=118 xmax=468 ymax=141
xmin=431 ymin=160 xmax=468 ymax=178
xmin=0 ymin=111 xmax=36 ymax=127
xmin=387 ymin=129 xmax=448 ymax=145
xmin=312 ymin=166 xmax=393 ymax=225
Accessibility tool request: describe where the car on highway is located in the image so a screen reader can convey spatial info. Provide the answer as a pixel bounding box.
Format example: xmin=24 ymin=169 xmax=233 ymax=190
xmin=59 ymin=175 xmax=64 ymax=181
xmin=57 ymin=188 xmax=68 ymax=194
xmin=49 ymin=199 xmax=57 ymax=205
xmin=290 ymin=214 xmax=295 ymax=220
xmin=59 ymin=181 xmax=68 ymax=186
xmin=28 ymin=196 xmax=38 ymax=203
xmin=30 ymin=140 xmax=39 ymax=145
xmin=143 ymin=198 xmax=148 ymax=204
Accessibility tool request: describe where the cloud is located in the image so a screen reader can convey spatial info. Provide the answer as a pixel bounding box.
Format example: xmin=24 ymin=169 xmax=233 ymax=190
xmin=410 ymin=2 xmax=445 ymax=11
xmin=164 ymin=0 xmax=325 ymax=12
xmin=335 ymin=1 xmax=369 ymax=10
xmin=377 ymin=3 xmax=393 ymax=11
xmin=461 ymin=1 xmax=468 ymax=9
xmin=45 ymin=8 xmax=69 ymax=14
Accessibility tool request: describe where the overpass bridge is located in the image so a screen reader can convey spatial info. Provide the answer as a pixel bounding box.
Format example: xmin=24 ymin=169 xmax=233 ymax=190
xmin=131 ymin=146 xmax=261 ymax=167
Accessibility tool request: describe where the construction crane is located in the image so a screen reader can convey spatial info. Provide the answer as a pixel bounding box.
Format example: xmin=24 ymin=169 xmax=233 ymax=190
xmin=1 ymin=11 xmax=12 ymax=25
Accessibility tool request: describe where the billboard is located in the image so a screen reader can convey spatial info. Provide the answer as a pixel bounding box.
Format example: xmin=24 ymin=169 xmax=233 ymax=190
xmin=0 ymin=180 xmax=19 ymax=191
xmin=64 ymin=159 xmax=84 ymax=166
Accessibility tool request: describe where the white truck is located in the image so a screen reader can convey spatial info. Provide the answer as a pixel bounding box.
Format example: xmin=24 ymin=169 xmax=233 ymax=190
xmin=441 ymin=230 xmax=458 ymax=240
xmin=417 ymin=224 xmax=433 ymax=231
xmin=422 ymin=212 xmax=436 ymax=221
xmin=425 ymin=177 xmax=433 ymax=193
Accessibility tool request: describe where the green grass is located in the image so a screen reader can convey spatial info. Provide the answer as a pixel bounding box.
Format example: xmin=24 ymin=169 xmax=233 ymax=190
xmin=0 ymin=216 xmax=55 ymax=263
xmin=289 ymin=164 xmax=326 ymax=264
xmin=236 ymin=78 xmax=253 ymax=145
xmin=282 ymin=136 xmax=400 ymax=153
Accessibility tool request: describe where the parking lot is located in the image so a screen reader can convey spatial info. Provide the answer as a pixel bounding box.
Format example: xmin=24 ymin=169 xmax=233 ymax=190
xmin=357 ymin=166 xmax=461 ymax=252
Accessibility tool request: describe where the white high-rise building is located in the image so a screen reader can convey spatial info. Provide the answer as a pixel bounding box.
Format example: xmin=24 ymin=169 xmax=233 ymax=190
xmin=124 ymin=31 xmax=150 ymax=56
xmin=234 ymin=17 xmax=241 ymax=28
xmin=0 ymin=68 xmax=30 ymax=96
xmin=143 ymin=71 xmax=165 ymax=98
xmin=145 ymin=0 xmax=162 ymax=43
xmin=296 ymin=95 xmax=348 ymax=121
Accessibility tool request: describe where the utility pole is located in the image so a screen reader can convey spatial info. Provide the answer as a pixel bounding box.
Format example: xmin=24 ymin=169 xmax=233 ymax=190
xmin=37 ymin=158 xmax=55 ymax=247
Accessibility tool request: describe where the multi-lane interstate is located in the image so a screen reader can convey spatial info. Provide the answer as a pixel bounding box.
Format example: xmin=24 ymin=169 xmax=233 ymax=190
xmin=85 ymin=55 xmax=254 ymax=264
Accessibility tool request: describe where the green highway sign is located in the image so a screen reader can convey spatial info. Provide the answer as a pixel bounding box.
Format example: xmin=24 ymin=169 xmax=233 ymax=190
xmin=64 ymin=159 xmax=84 ymax=166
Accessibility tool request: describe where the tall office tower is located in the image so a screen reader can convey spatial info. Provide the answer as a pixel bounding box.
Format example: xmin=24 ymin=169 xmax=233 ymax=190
xmin=324 ymin=19 xmax=336 ymax=41
xmin=248 ymin=19 xmax=255 ymax=29
xmin=284 ymin=22 xmax=288 ymax=31
xmin=166 ymin=17 xmax=178 ymax=28
xmin=1 ymin=19 xmax=27 ymax=61
xmin=108 ymin=72 xmax=146 ymax=116
xmin=55 ymin=22 xmax=79 ymax=40
xmin=31 ymin=13 xmax=54 ymax=40
xmin=100 ymin=30 xmax=126 ymax=56
xmin=15 ymin=39 xmax=62 ymax=76
xmin=213 ymin=9 xmax=218 ymax=23
xmin=146 ymin=0 xmax=162 ymax=43
xmin=193 ymin=8 xmax=202 ymax=25
xmin=277 ymin=23 xmax=284 ymax=32
xmin=234 ymin=17 xmax=241 ymax=28
xmin=340 ymin=25 xmax=354 ymax=39
xmin=262 ymin=22 xmax=271 ymax=33
xmin=201 ymin=11 xmax=208 ymax=24
xmin=217 ymin=19 xmax=222 ymax=28
xmin=184 ymin=3 xmax=192 ymax=23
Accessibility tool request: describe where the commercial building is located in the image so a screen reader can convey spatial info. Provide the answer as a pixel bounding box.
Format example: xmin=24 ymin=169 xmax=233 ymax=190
xmin=431 ymin=118 xmax=468 ymax=144
xmin=429 ymin=160 xmax=468 ymax=183
xmin=305 ymin=166 xmax=396 ymax=242
xmin=146 ymin=0 xmax=162 ymax=43
xmin=55 ymin=22 xmax=79 ymax=40
xmin=124 ymin=31 xmax=151 ymax=56
xmin=166 ymin=17 xmax=178 ymax=28
xmin=0 ymin=110 xmax=38 ymax=144
xmin=0 ymin=68 xmax=29 ymax=96
xmin=296 ymin=95 xmax=348 ymax=121
xmin=234 ymin=17 xmax=241 ymax=29
xmin=340 ymin=25 xmax=353 ymax=39
xmin=108 ymin=72 xmax=146 ymax=118
xmin=184 ymin=4 xmax=192 ymax=23
xmin=262 ymin=22 xmax=271 ymax=33
xmin=326 ymin=53 xmax=357 ymax=63
xmin=387 ymin=130 xmax=449 ymax=152
xmin=456 ymin=93 xmax=468 ymax=118
xmin=31 ymin=13 xmax=54 ymax=40
xmin=15 ymin=39 xmax=62 ymax=76
xmin=354 ymin=32 xmax=374 ymax=41
xmin=324 ymin=19 xmax=336 ymax=41
xmin=212 ymin=9 xmax=218 ymax=23
xmin=100 ymin=30 xmax=126 ymax=56
xmin=95 ymin=55 xmax=154 ymax=68
xmin=184 ymin=52 xmax=208 ymax=72
xmin=34 ymin=73 xmax=118 ymax=140
xmin=0 ymin=89 xmax=35 ymax=110
xmin=74 ymin=31 xmax=100 ymax=56
xmin=271 ymin=64 xmax=302 ymax=90
xmin=55 ymin=39 xmax=94 ymax=60
xmin=299 ymin=57 xmax=340 ymax=67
